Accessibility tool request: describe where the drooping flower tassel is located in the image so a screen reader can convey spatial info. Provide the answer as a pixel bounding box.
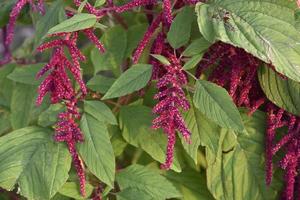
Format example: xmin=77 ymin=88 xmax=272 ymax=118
xmin=152 ymin=53 xmax=191 ymax=169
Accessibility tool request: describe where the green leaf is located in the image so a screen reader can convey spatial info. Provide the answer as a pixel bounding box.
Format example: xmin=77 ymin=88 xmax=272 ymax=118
xmin=94 ymin=0 xmax=106 ymax=7
xmin=258 ymin=65 xmax=300 ymax=116
xmin=204 ymin=110 xmax=282 ymax=200
xmin=117 ymin=188 xmax=153 ymax=200
xmin=38 ymin=104 xmax=64 ymax=127
xmin=7 ymin=63 xmax=44 ymax=85
xmin=183 ymin=54 xmax=203 ymax=70
xmin=34 ymin=0 xmax=66 ymax=47
xmin=182 ymin=37 xmax=211 ymax=57
xmin=180 ymin=94 xmax=201 ymax=164
xmin=167 ymin=6 xmax=194 ymax=49
xmin=102 ymin=64 xmax=152 ymax=100
xmin=47 ymin=13 xmax=97 ymax=35
xmin=10 ymin=83 xmax=36 ymax=129
xmin=119 ymin=105 xmax=181 ymax=172
xmin=79 ymin=114 xmax=115 ymax=187
xmin=116 ymin=165 xmax=181 ymax=200
xmin=59 ymin=182 xmax=94 ymax=200
xmin=193 ymin=80 xmax=244 ymax=132
xmin=87 ymin=75 xmax=115 ymax=93
xmin=151 ymin=54 xmax=171 ymax=65
xmin=125 ymin=24 xmax=147 ymax=58
xmin=91 ymin=26 xmax=127 ymax=73
xmin=0 ymin=127 xmax=71 ymax=200
xmin=84 ymin=100 xmax=117 ymax=125
xmin=166 ymin=169 xmax=214 ymax=200
xmin=195 ymin=0 xmax=300 ymax=82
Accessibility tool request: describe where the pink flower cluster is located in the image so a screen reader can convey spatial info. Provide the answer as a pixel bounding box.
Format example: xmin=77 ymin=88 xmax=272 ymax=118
xmin=196 ymin=42 xmax=265 ymax=115
xmin=197 ymin=42 xmax=300 ymax=200
xmin=0 ymin=0 xmax=45 ymax=66
xmin=152 ymin=53 xmax=191 ymax=169
xmin=266 ymin=104 xmax=300 ymax=200
xmin=35 ymin=26 xmax=105 ymax=195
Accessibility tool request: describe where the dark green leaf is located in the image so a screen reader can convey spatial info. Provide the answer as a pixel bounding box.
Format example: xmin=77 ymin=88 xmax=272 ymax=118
xmin=258 ymin=65 xmax=300 ymax=116
xmin=167 ymin=6 xmax=194 ymax=49
xmin=125 ymin=24 xmax=147 ymax=57
xmin=87 ymin=75 xmax=115 ymax=93
xmin=102 ymin=64 xmax=152 ymax=100
xmin=34 ymin=0 xmax=66 ymax=47
xmin=47 ymin=13 xmax=97 ymax=35
xmin=193 ymin=80 xmax=244 ymax=131
xmin=196 ymin=0 xmax=300 ymax=82
xmin=119 ymin=105 xmax=181 ymax=172
xmin=91 ymin=26 xmax=127 ymax=73
xmin=166 ymin=169 xmax=214 ymax=200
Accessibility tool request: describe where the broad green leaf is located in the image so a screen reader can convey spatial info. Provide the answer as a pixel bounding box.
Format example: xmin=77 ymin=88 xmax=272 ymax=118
xmin=84 ymin=100 xmax=117 ymax=125
xmin=193 ymin=80 xmax=244 ymax=132
xmin=94 ymin=0 xmax=106 ymax=7
xmin=47 ymin=13 xmax=97 ymax=35
xmin=258 ymin=66 xmax=300 ymax=116
xmin=116 ymin=165 xmax=181 ymax=200
xmin=117 ymin=188 xmax=153 ymax=200
xmin=58 ymin=182 xmax=94 ymax=200
xmin=196 ymin=0 xmax=300 ymax=82
xmin=166 ymin=169 xmax=214 ymax=200
xmin=182 ymin=37 xmax=211 ymax=57
xmin=180 ymin=95 xmax=201 ymax=164
xmin=167 ymin=6 xmax=194 ymax=49
xmin=79 ymin=114 xmax=115 ymax=187
xmin=34 ymin=0 xmax=66 ymax=47
xmin=87 ymin=75 xmax=115 ymax=93
xmin=91 ymin=26 xmax=127 ymax=73
xmin=38 ymin=104 xmax=64 ymax=127
xmin=0 ymin=127 xmax=71 ymax=200
xmin=204 ymin=110 xmax=282 ymax=200
xmin=183 ymin=54 xmax=203 ymax=70
xmin=119 ymin=105 xmax=181 ymax=172
xmin=10 ymin=83 xmax=36 ymax=129
xmin=7 ymin=63 xmax=44 ymax=85
xmin=102 ymin=64 xmax=152 ymax=100
xmin=151 ymin=54 xmax=170 ymax=65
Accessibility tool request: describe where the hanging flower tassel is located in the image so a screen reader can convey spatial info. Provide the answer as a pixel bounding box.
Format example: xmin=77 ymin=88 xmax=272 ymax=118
xmin=152 ymin=53 xmax=191 ymax=169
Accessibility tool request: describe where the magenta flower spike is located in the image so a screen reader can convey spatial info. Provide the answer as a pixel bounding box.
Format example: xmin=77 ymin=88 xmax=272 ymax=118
xmin=152 ymin=53 xmax=191 ymax=169
xmin=5 ymin=0 xmax=28 ymax=46
xmin=162 ymin=0 xmax=173 ymax=25
xmin=133 ymin=14 xmax=162 ymax=64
